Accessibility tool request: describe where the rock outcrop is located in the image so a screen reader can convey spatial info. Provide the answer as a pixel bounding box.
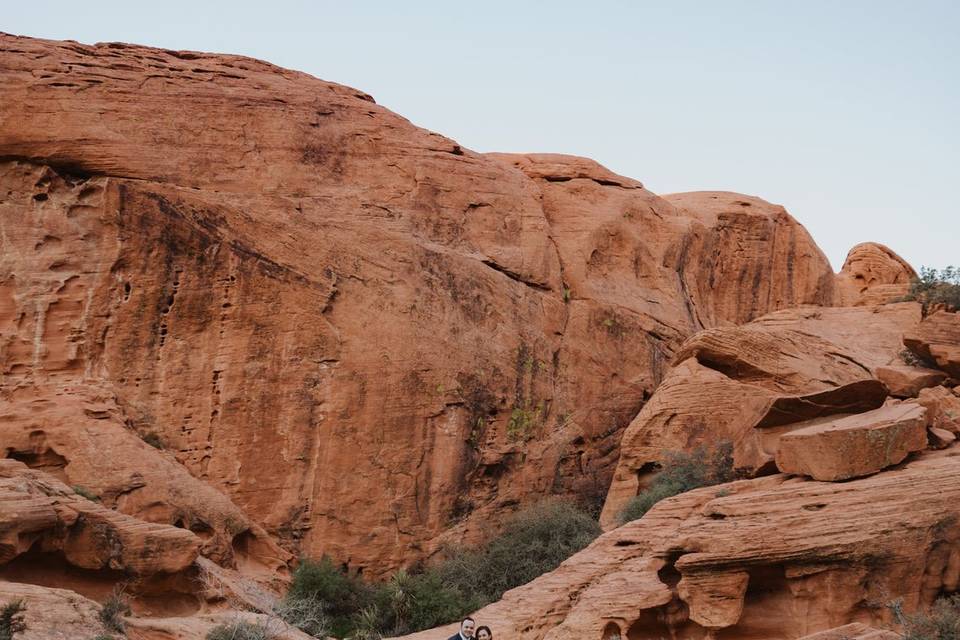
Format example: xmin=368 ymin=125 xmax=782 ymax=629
xmin=0 ymin=33 xmax=842 ymax=573
xmin=601 ymin=304 xmax=920 ymax=527
xmin=401 ymin=449 xmax=960 ymax=640
xmin=835 ymin=242 xmax=915 ymax=306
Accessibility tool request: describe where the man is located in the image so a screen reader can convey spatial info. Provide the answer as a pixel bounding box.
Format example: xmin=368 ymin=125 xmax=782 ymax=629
xmin=448 ymin=617 xmax=476 ymax=640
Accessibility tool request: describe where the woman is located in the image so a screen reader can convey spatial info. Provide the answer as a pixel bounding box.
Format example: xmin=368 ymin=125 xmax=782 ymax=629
xmin=476 ymin=626 xmax=493 ymax=640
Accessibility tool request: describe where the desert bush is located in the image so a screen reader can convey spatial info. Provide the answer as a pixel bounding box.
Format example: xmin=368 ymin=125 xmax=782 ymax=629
xmin=618 ymin=441 xmax=735 ymax=525
xmin=98 ymin=586 xmax=131 ymax=634
xmin=901 ymin=266 xmax=960 ymax=311
xmin=273 ymin=594 xmax=329 ymax=638
xmin=285 ymin=498 xmax=600 ymax=637
xmin=206 ymin=620 xmax=275 ymax=640
xmin=72 ymin=485 xmax=100 ymax=502
xmin=893 ymin=594 xmax=960 ymax=639
xmin=0 ymin=600 xmax=26 ymax=640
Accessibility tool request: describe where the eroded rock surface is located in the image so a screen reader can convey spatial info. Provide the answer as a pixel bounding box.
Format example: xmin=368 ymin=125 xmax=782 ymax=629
xmin=601 ymin=304 xmax=920 ymax=526
xmin=835 ymin=242 xmax=915 ymax=306
xmin=1 ymin=33 xmax=841 ymax=573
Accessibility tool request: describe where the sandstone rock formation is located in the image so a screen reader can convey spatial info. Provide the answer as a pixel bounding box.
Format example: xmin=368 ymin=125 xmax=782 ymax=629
xmin=775 ymin=403 xmax=927 ymax=481
xmin=876 ymin=364 xmax=948 ymax=398
xmin=1 ymin=32 xmax=955 ymax=640
xmin=0 ymin=581 xmax=107 ymax=640
xmin=798 ymin=623 xmax=900 ymax=640
xmin=0 ymin=33 xmax=843 ymax=574
xmin=601 ymin=304 xmax=920 ymax=527
xmin=904 ymin=310 xmax=960 ymax=377
xmin=402 ymin=449 xmax=960 ymax=640
xmin=835 ymin=242 xmax=915 ymax=306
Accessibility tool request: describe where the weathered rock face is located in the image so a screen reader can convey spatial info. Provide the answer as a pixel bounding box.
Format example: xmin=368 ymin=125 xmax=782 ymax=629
xmin=0 ymin=383 xmax=289 ymax=574
xmin=400 ymin=449 xmax=960 ymax=640
xmin=798 ymin=623 xmax=900 ymax=640
xmin=601 ymin=304 xmax=920 ymax=527
xmin=0 ymin=34 xmax=840 ymax=573
xmin=0 ymin=458 xmax=200 ymax=574
xmin=775 ymin=403 xmax=928 ymax=481
xmin=904 ymin=310 xmax=960 ymax=377
xmin=835 ymin=242 xmax=915 ymax=306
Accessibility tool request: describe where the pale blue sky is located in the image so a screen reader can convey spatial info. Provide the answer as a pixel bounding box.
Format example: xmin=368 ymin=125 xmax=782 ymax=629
xmin=5 ymin=1 xmax=957 ymax=270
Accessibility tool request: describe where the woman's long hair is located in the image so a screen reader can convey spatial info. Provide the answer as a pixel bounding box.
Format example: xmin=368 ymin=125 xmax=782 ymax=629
xmin=476 ymin=626 xmax=493 ymax=639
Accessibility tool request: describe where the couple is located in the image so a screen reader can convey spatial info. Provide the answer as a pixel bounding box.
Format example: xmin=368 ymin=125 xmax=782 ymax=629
xmin=448 ymin=616 xmax=493 ymax=640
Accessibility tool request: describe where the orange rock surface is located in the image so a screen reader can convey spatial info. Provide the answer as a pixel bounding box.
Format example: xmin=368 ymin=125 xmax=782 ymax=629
xmin=0 ymin=33 xmax=843 ymax=573
xmin=835 ymin=242 xmax=915 ymax=306
xmin=775 ymin=403 xmax=928 ymax=481
xmin=601 ymin=304 xmax=920 ymax=527
xmin=1 ymin=32 xmax=955 ymax=640
xmin=904 ymin=310 xmax=960 ymax=377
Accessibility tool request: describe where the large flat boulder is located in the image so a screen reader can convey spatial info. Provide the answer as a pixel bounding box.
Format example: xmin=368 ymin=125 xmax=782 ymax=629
xmin=775 ymin=403 xmax=927 ymax=481
xmin=875 ymin=364 xmax=948 ymax=398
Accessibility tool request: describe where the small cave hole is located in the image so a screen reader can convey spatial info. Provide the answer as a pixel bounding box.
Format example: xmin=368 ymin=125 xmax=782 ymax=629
xmin=32 ymin=193 xmax=49 ymax=202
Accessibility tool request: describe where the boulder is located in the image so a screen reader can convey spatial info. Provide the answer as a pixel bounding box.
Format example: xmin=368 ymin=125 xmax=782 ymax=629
xmin=0 ymin=458 xmax=200 ymax=574
xmin=928 ymin=426 xmax=956 ymax=449
xmin=0 ymin=582 xmax=107 ymax=640
xmin=903 ymin=310 xmax=960 ymax=377
xmin=775 ymin=403 xmax=927 ymax=481
xmin=875 ymin=364 xmax=947 ymax=398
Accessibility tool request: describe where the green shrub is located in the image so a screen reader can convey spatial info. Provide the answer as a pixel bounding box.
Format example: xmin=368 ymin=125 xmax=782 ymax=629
xmin=618 ymin=441 xmax=734 ymax=526
xmin=0 ymin=600 xmax=26 ymax=640
xmin=73 ymin=485 xmax=100 ymax=502
xmin=285 ymin=499 xmax=600 ymax=637
xmin=98 ymin=587 xmax=131 ymax=633
xmin=506 ymin=404 xmax=541 ymax=442
xmin=477 ymin=498 xmax=601 ymax=602
xmin=206 ymin=620 xmax=275 ymax=640
xmin=901 ymin=266 xmax=960 ymax=311
xmin=893 ymin=594 xmax=960 ymax=639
